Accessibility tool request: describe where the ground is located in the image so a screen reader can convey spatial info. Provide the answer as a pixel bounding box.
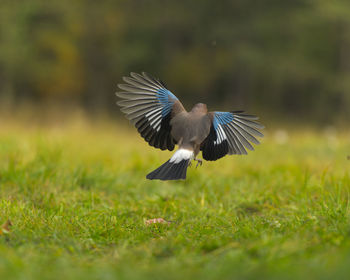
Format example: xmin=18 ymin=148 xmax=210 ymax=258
xmin=0 ymin=117 xmax=349 ymax=280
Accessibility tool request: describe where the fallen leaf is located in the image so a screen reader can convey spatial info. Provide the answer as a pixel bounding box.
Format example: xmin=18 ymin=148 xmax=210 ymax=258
xmin=0 ymin=219 xmax=12 ymax=235
xmin=145 ymin=218 xmax=171 ymax=226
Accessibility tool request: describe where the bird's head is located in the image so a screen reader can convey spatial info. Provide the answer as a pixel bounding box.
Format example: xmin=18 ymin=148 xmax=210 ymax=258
xmin=192 ymin=103 xmax=208 ymax=113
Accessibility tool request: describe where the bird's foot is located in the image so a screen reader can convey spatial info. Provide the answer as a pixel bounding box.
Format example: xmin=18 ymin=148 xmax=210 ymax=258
xmin=194 ymin=158 xmax=203 ymax=168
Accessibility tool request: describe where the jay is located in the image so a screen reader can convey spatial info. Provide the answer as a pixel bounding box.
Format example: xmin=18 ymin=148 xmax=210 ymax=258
xmin=116 ymin=72 xmax=264 ymax=180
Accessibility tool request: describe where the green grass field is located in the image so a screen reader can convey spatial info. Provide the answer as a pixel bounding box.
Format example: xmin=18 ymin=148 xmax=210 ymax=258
xmin=0 ymin=117 xmax=349 ymax=280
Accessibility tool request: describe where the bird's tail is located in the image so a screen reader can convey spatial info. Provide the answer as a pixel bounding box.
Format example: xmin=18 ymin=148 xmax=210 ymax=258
xmin=146 ymin=149 xmax=194 ymax=180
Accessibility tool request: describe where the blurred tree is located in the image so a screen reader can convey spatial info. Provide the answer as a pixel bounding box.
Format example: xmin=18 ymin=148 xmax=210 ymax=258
xmin=0 ymin=0 xmax=349 ymax=122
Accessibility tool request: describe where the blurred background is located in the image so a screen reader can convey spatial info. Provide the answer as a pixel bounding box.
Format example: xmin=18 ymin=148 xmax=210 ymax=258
xmin=1 ymin=0 xmax=349 ymax=125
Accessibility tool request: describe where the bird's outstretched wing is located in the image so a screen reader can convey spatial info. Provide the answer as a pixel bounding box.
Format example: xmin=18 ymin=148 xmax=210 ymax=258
xmin=200 ymin=111 xmax=264 ymax=161
xmin=116 ymin=72 xmax=185 ymax=151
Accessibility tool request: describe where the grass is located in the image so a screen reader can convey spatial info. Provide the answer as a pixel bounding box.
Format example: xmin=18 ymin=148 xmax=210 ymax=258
xmin=0 ymin=116 xmax=349 ymax=280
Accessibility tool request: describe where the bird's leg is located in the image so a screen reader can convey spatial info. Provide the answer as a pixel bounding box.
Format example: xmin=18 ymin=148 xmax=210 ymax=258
xmin=194 ymin=157 xmax=203 ymax=168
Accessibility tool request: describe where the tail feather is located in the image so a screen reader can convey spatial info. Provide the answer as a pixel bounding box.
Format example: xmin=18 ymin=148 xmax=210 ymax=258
xmin=147 ymin=148 xmax=194 ymax=181
xmin=146 ymin=159 xmax=190 ymax=180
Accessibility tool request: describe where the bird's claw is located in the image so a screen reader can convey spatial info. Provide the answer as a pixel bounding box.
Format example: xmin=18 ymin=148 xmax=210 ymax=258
xmin=195 ymin=158 xmax=203 ymax=168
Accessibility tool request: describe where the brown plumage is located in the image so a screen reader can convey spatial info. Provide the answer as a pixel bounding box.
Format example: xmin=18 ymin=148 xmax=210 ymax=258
xmin=116 ymin=72 xmax=264 ymax=180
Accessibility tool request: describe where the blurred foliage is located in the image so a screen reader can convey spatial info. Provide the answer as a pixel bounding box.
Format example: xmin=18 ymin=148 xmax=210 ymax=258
xmin=0 ymin=0 xmax=350 ymax=122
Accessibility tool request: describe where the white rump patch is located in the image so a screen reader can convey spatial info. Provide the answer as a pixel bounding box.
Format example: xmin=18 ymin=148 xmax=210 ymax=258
xmin=169 ymin=149 xmax=194 ymax=164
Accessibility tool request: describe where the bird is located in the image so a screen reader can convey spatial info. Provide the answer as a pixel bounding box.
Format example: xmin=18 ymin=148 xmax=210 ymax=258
xmin=116 ymin=72 xmax=264 ymax=181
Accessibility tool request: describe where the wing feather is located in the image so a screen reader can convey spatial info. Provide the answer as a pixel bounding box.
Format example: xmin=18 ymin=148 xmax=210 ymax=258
xmin=232 ymin=119 xmax=264 ymax=137
xmin=201 ymin=111 xmax=263 ymax=160
xmin=116 ymin=72 xmax=185 ymax=151
xmin=122 ymin=77 xmax=160 ymax=91
xmin=117 ymin=98 xmax=157 ymax=107
xmin=117 ymin=83 xmax=158 ymax=94
xmin=116 ymin=91 xmax=155 ymax=99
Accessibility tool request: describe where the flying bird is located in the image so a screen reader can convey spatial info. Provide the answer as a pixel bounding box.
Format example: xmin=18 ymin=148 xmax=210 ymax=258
xmin=116 ymin=72 xmax=264 ymax=181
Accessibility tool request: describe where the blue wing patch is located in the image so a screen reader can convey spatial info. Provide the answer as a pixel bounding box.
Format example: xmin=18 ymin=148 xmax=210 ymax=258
xmin=213 ymin=112 xmax=234 ymax=130
xmin=156 ymin=88 xmax=178 ymax=117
